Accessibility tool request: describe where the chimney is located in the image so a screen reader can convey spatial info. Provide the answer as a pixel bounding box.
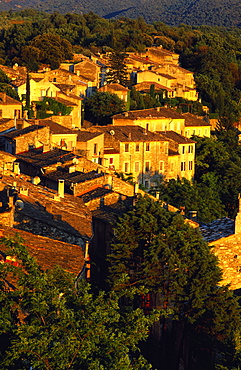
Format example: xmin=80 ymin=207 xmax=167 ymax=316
xmin=156 ymin=191 xmax=160 ymax=200
xmin=13 ymin=162 xmax=20 ymax=175
xmin=124 ymin=112 xmax=128 ymax=118
xmin=2 ymin=93 xmax=6 ymax=103
xmin=235 ymin=194 xmax=241 ymax=234
xmin=105 ymin=175 xmax=112 ymax=189
xmin=189 ymin=210 xmax=197 ymax=220
xmin=128 ymin=132 xmax=132 ymax=139
xmin=156 ymin=106 xmax=161 ymax=112
xmin=58 ymin=179 xmax=65 ymax=198
xmin=134 ymin=182 xmax=139 ymax=195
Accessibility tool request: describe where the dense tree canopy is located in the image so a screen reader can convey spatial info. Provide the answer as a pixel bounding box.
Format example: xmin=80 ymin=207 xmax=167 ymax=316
xmin=0 ymin=235 xmax=157 ymax=370
xmin=84 ymin=91 xmax=126 ymax=124
xmin=107 ymin=196 xmax=240 ymax=370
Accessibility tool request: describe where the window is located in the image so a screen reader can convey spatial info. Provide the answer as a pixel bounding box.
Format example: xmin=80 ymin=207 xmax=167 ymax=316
xmin=193 ymin=129 xmax=196 ymax=135
xmin=160 ymin=161 xmax=164 ymax=172
xmin=0 ymin=110 xmax=2 ymax=118
xmin=181 ymin=162 xmax=186 ymax=171
xmin=124 ymin=162 xmax=129 ymax=173
xmin=188 ymin=161 xmax=193 ymax=170
xmin=94 ymin=143 xmax=98 ymax=155
xmin=188 ymin=145 xmax=193 ymax=153
xmin=135 ymin=143 xmax=140 ymax=152
xmin=182 ymin=146 xmax=185 ymax=154
xmin=145 ymin=161 xmax=150 ymax=172
xmin=146 ymin=142 xmax=150 ymax=151
xmin=146 ymin=123 xmax=149 ymax=131
xmin=135 ymin=162 xmax=140 ymax=172
xmin=165 ymin=143 xmax=168 ymax=154
xmin=109 ymin=157 xmax=113 ymax=164
xmin=124 ymin=143 xmax=129 ymax=152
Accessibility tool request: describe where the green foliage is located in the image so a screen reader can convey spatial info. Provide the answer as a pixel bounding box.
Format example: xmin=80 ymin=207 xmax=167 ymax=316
xmin=84 ymin=91 xmax=126 ymax=125
xmin=150 ymin=177 xmax=226 ymax=223
xmin=0 ymin=83 xmax=20 ymax=101
xmin=107 ymin=196 xmax=241 ymax=369
xmin=31 ymin=33 xmax=73 ymax=69
xmin=0 ymin=235 xmax=157 ymax=370
xmin=34 ymin=97 xmax=72 ymax=119
xmin=106 ymin=51 xmax=129 ymax=86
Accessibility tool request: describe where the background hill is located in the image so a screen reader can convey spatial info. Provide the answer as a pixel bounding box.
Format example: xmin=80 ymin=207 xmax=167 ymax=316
xmin=1 ymin=0 xmax=241 ymax=26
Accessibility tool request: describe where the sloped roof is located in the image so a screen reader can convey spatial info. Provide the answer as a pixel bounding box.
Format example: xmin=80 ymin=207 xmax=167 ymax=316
xmin=159 ymin=130 xmax=196 ymax=144
xmin=113 ymin=107 xmax=184 ymax=120
xmin=77 ymin=131 xmax=103 ymax=142
xmin=28 ymin=119 xmax=76 ymax=135
xmin=0 ymin=175 xmax=92 ymax=240
xmin=16 ymin=149 xmax=79 ymax=168
xmin=3 ymin=125 xmax=46 ymax=139
xmin=98 ymin=83 xmax=129 ymax=92
xmin=183 ymin=112 xmax=211 ymax=127
xmin=90 ymin=125 xmax=168 ymax=142
xmin=135 ymin=81 xmax=174 ymax=92
xmin=0 ymin=226 xmax=85 ymax=275
xmin=0 ymin=93 xmax=22 ymax=105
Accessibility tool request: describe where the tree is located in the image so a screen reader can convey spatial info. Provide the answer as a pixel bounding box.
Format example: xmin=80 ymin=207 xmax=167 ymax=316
xmin=30 ymin=33 xmax=73 ymax=70
xmin=106 ymin=51 xmax=129 ymax=87
xmin=107 ymin=196 xmax=240 ymax=370
xmin=84 ymin=91 xmax=126 ymax=125
xmin=0 ymin=235 xmax=157 ymax=370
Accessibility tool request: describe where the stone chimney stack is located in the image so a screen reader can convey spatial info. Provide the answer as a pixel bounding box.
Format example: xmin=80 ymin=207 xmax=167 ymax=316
xmin=235 ymin=194 xmax=241 ymax=234
xmin=58 ymin=179 xmax=65 ymax=198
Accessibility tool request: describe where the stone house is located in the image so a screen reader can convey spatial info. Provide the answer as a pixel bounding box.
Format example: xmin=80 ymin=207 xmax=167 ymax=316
xmin=12 ymin=77 xmax=60 ymax=103
xmin=98 ymin=83 xmax=130 ymax=108
xmin=135 ymin=81 xmax=176 ymax=99
xmin=182 ymin=112 xmax=211 ymax=138
xmin=76 ymin=131 xmax=104 ymax=164
xmin=112 ymin=107 xmax=185 ymax=134
xmin=138 ymin=46 xmax=180 ymax=65
xmin=0 ymin=93 xmax=22 ymax=119
xmin=136 ymin=70 xmax=176 ymax=90
xmin=27 ymin=119 xmax=78 ymax=151
xmin=88 ymin=125 xmax=170 ymax=187
xmin=0 ymin=175 xmax=92 ymax=248
xmin=3 ymin=125 xmax=50 ymax=154
xmin=159 ymin=131 xmax=196 ymax=181
xmin=55 ymin=91 xmax=83 ymax=129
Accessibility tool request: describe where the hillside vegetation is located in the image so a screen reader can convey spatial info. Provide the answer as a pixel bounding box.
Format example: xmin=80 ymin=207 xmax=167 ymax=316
xmin=1 ymin=0 xmax=241 ymax=26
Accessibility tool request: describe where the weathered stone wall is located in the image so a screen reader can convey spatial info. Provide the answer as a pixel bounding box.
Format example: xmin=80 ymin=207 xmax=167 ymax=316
xmin=14 ymin=212 xmax=85 ymax=247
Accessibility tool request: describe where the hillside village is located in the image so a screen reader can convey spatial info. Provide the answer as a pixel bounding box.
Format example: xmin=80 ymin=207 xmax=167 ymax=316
xmin=0 ymin=44 xmax=238 ymax=293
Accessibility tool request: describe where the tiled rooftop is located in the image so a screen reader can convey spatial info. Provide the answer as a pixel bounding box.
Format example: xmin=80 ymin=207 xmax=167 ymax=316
xmin=113 ymin=107 xmax=184 ymax=120
xmin=159 ymin=131 xmax=196 ymax=144
xmin=16 ymin=149 xmax=78 ymax=168
xmin=3 ymin=125 xmax=46 ymax=139
xmin=199 ymin=217 xmax=234 ymax=242
xmin=183 ymin=112 xmax=211 ymax=127
xmin=0 ymin=225 xmax=85 ymax=275
xmin=77 ymin=131 xmax=103 ymax=142
xmin=90 ymin=125 xmax=168 ymax=142
xmin=0 ymin=175 xmax=92 ymax=240
xmin=79 ymin=186 xmax=113 ymax=203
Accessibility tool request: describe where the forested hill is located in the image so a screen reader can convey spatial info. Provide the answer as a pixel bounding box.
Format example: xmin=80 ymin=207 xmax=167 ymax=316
xmin=1 ymin=0 xmax=241 ymax=26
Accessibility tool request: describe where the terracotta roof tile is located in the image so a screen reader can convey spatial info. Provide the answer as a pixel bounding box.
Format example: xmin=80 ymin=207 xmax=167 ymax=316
xmin=113 ymin=107 xmax=184 ymax=120
xmin=3 ymin=125 xmax=46 ymax=139
xmin=159 ymin=130 xmax=196 ymax=144
xmin=183 ymin=112 xmax=211 ymax=127
xmin=0 ymin=226 xmax=85 ymax=275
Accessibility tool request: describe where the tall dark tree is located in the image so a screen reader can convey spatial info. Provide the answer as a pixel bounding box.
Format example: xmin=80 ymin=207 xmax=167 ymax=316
xmin=106 ymin=51 xmax=129 ymax=87
xmin=107 ymin=196 xmax=240 ymax=370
